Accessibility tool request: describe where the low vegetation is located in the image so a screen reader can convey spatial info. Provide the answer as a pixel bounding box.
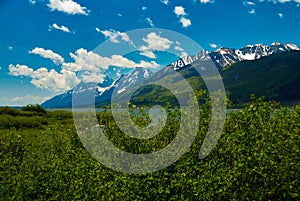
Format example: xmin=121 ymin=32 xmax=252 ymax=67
xmin=0 ymin=98 xmax=299 ymax=200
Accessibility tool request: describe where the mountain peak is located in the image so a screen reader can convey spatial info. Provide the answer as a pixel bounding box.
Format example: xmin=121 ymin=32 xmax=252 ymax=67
xmin=271 ymin=42 xmax=282 ymax=46
xmin=170 ymin=42 xmax=300 ymax=70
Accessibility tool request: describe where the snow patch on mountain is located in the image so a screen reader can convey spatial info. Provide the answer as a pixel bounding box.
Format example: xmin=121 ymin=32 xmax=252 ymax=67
xmin=169 ymin=42 xmax=300 ymax=70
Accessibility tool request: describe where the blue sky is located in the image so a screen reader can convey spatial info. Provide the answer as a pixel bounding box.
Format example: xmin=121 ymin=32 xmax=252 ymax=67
xmin=0 ymin=0 xmax=300 ymax=106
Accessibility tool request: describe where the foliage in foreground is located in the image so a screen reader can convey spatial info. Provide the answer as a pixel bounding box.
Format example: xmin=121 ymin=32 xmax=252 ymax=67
xmin=0 ymin=99 xmax=300 ymax=200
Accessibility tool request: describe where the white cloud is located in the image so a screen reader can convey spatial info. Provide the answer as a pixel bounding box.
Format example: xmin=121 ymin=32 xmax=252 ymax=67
xmin=200 ymin=0 xmax=214 ymax=3
xmin=138 ymin=60 xmax=160 ymax=69
xmin=243 ymin=1 xmax=256 ymax=6
xmin=143 ymin=32 xmax=173 ymax=51
xmin=47 ymin=0 xmax=89 ymax=15
xmin=138 ymin=32 xmax=173 ymax=58
xmin=7 ymin=46 xmax=13 ymax=51
xmin=258 ymin=0 xmax=300 ymax=4
xmin=179 ymin=17 xmax=192 ymax=28
xmin=174 ymin=45 xmax=188 ymax=58
xmin=278 ymin=12 xmax=284 ymax=18
xmin=174 ymin=6 xmax=187 ymax=16
xmin=175 ymin=46 xmax=184 ymax=51
xmin=9 ymin=47 xmax=160 ymax=92
xmin=161 ymin=0 xmax=169 ymax=5
xmin=138 ymin=46 xmax=157 ymax=59
xmin=117 ymin=13 xmax=122 ymax=17
xmin=146 ymin=17 xmax=155 ymax=27
xmin=29 ymin=47 xmax=64 ymax=65
xmin=49 ymin=23 xmax=71 ymax=33
xmin=63 ymin=48 xmax=111 ymax=72
xmin=9 ymin=64 xmax=34 ymax=76
xmin=77 ymin=71 xmax=105 ymax=83
xmin=96 ymin=28 xmax=130 ymax=43
xmin=249 ymin=9 xmax=256 ymax=14
xmin=142 ymin=6 xmax=147 ymax=10
xmin=0 ymin=95 xmax=52 ymax=106
xmin=209 ymin=43 xmax=218 ymax=48
xmin=31 ymin=68 xmax=80 ymax=92
xmin=9 ymin=64 xmax=80 ymax=93
xmin=174 ymin=6 xmax=192 ymax=28
xmin=63 ymin=48 xmax=160 ymax=72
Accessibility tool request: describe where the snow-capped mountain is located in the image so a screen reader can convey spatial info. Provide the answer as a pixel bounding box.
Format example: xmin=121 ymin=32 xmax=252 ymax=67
xmin=42 ymin=67 xmax=152 ymax=108
xmin=42 ymin=42 xmax=299 ymax=108
xmin=113 ymin=67 xmax=152 ymax=95
xmin=170 ymin=42 xmax=300 ymax=70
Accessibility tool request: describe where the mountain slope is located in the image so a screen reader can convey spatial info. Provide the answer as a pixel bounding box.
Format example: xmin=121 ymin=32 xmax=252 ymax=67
xmin=42 ymin=67 xmax=152 ymax=108
xmin=222 ymin=50 xmax=300 ymax=104
xmin=129 ymin=51 xmax=300 ymax=106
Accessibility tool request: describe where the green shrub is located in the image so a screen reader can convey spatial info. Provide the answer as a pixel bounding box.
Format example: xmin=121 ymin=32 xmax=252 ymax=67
xmin=0 ymin=106 xmax=20 ymax=116
xmin=21 ymin=104 xmax=46 ymax=115
xmin=0 ymin=98 xmax=299 ymax=200
xmin=0 ymin=115 xmax=48 ymax=129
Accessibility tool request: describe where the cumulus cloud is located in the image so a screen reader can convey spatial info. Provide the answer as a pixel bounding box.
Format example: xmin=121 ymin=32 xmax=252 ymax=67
xmin=79 ymin=72 xmax=106 ymax=83
xmin=209 ymin=43 xmax=218 ymax=48
xmin=145 ymin=17 xmax=155 ymax=27
xmin=138 ymin=32 xmax=173 ymax=58
xmin=9 ymin=64 xmax=79 ymax=92
xmin=96 ymin=28 xmax=130 ymax=43
xmin=278 ymin=12 xmax=284 ymax=18
xmin=31 ymin=68 xmax=80 ymax=92
xmin=200 ymin=0 xmax=214 ymax=3
xmin=174 ymin=6 xmax=192 ymax=28
xmin=49 ymin=23 xmax=71 ymax=33
xmin=9 ymin=64 xmax=34 ymax=76
xmin=63 ymin=48 xmax=160 ymax=72
xmin=143 ymin=33 xmax=173 ymax=51
xmin=29 ymin=47 xmax=64 ymax=65
xmin=7 ymin=46 xmax=13 ymax=51
xmin=179 ymin=17 xmax=192 ymax=28
xmin=9 ymin=47 xmax=160 ymax=92
xmin=161 ymin=0 xmax=169 ymax=5
xmin=142 ymin=6 xmax=147 ymax=10
xmin=174 ymin=6 xmax=187 ymax=16
xmin=249 ymin=9 xmax=256 ymax=14
xmin=47 ymin=0 xmax=89 ymax=15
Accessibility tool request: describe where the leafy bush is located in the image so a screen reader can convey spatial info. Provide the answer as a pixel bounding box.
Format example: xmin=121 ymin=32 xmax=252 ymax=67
xmin=0 ymin=115 xmax=48 ymax=129
xmin=0 ymin=98 xmax=299 ymax=200
xmin=21 ymin=104 xmax=46 ymax=115
xmin=0 ymin=106 xmax=20 ymax=116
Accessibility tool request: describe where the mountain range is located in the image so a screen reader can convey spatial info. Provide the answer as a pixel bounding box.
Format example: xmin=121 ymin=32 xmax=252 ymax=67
xmin=42 ymin=67 xmax=152 ymax=108
xmin=42 ymin=42 xmax=300 ymax=108
xmin=170 ymin=42 xmax=299 ymax=70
